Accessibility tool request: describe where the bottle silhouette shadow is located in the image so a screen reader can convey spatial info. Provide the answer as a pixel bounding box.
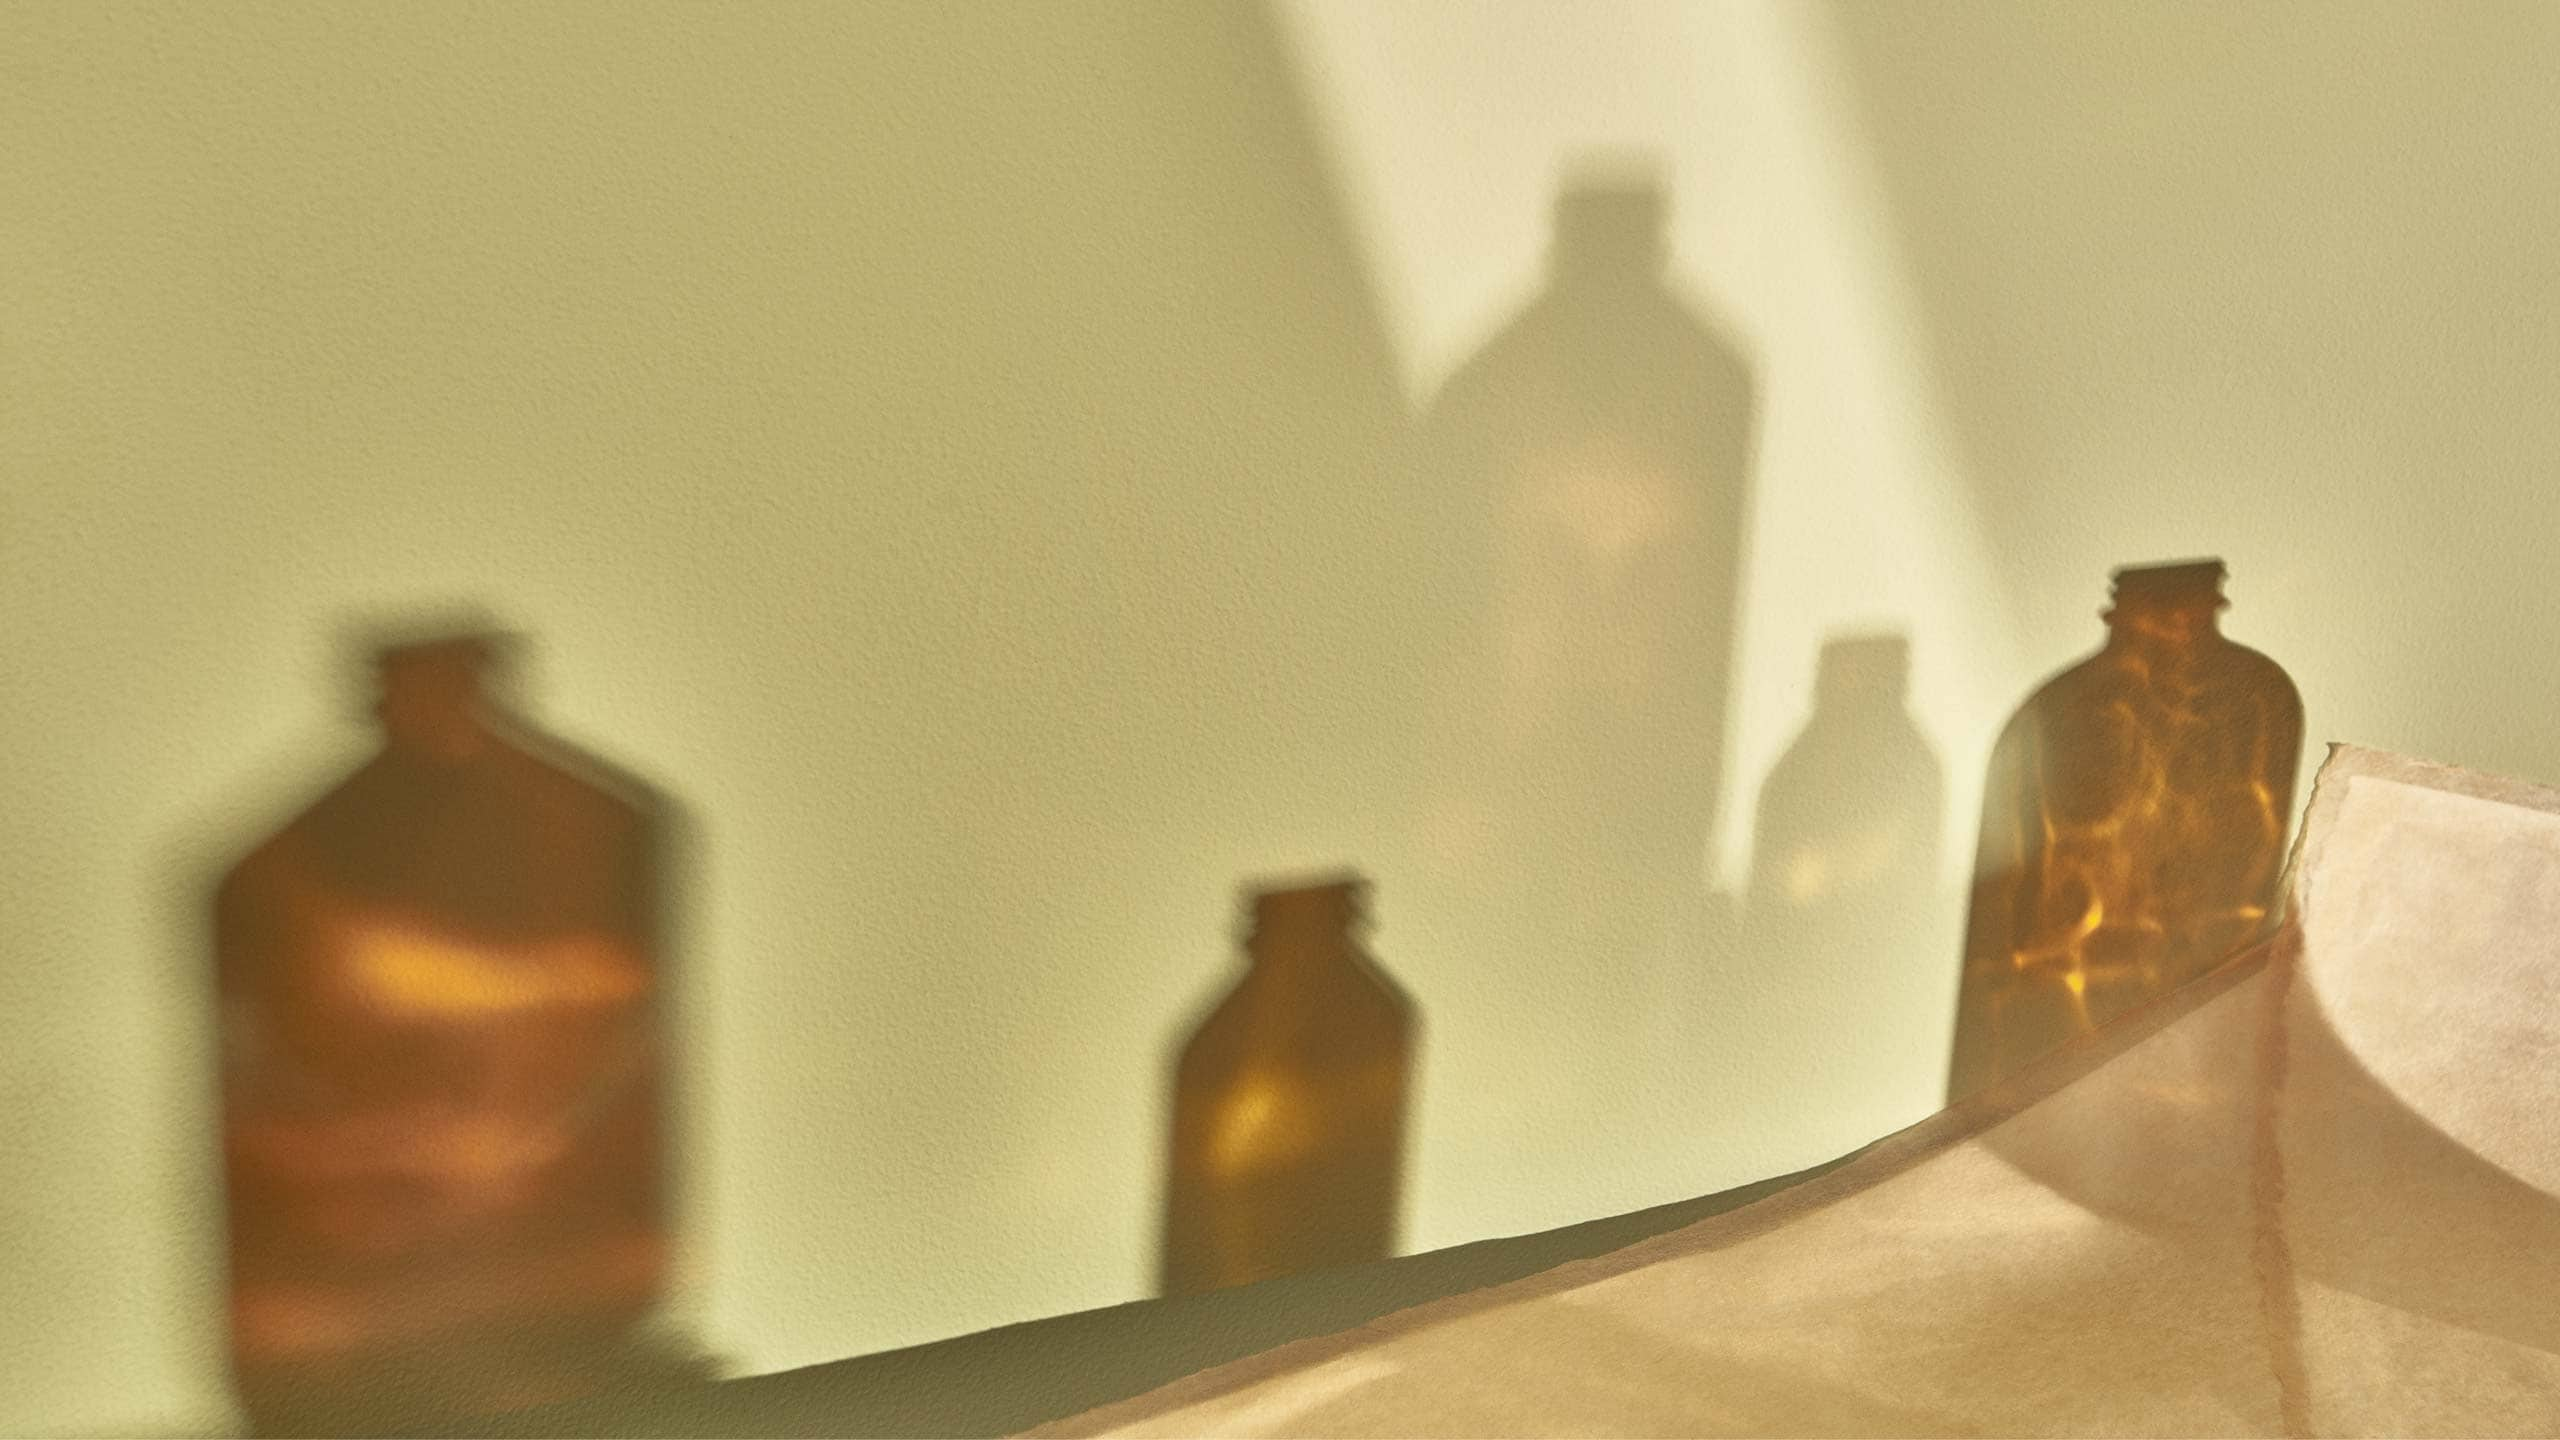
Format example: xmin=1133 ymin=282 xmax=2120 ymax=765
xmin=1156 ymin=872 xmax=1419 ymax=1298
xmin=1395 ymin=158 xmax=1759 ymax=1220
xmin=175 ymin=607 xmax=717 ymax=1437
xmin=1734 ymin=633 xmax=1951 ymax=1139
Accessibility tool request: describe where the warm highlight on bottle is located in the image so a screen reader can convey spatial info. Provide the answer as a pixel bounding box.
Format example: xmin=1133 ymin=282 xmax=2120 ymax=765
xmin=1160 ymin=874 xmax=1418 ymax=1297
xmin=1949 ymin=560 xmax=2303 ymax=1103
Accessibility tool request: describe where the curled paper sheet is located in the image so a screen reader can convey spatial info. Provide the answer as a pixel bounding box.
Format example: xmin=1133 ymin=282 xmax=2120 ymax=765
xmin=1032 ymin=745 xmax=2560 ymax=1438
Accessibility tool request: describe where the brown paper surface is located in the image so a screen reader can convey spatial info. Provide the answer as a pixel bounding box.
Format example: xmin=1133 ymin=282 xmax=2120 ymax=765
xmin=1032 ymin=745 xmax=2560 ymax=1437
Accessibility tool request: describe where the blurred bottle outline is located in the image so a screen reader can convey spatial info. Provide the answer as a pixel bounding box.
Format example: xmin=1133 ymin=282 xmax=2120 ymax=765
xmin=205 ymin=614 xmax=711 ymax=1435
xmin=1159 ymin=872 xmax=1418 ymax=1297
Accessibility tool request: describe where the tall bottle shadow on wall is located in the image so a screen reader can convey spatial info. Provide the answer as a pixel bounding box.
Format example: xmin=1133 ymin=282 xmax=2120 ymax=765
xmin=1735 ymin=634 xmax=1950 ymax=1133
xmin=1402 ymin=159 xmax=1758 ymax=1216
xmin=1949 ymin=559 xmax=2304 ymax=1105
xmin=1158 ymin=872 xmax=1418 ymax=1298
xmin=186 ymin=609 xmax=715 ymax=1436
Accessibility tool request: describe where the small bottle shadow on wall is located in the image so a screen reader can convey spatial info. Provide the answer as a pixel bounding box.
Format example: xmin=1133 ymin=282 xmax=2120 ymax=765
xmin=1157 ymin=871 xmax=1419 ymax=1298
xmin=179 ymin=607 xmax=718 ymax=1437
xmin=1734 ymin=632 xmax=1950 ymax=1134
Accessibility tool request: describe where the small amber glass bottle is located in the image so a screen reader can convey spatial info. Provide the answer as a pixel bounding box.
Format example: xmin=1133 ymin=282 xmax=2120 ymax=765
xmin=1948 ymin=560 xmax=2303 ymax=1103
xmin=1160 ymin=873 xmax=1418 ymax=1297
xmin=213 ymin=626 xmax=679 ymax=1434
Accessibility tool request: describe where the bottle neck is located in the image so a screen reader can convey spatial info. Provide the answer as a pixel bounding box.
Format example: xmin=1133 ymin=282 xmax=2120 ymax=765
xmin=1550 ymin=181 xmax=1668 ymax=296
xmin=2100 ymin=562 xmax=2229 ymax=652
xmin=375 ymin=641 xmax=500 ymax=763
xmin=1813 ymin=638 xmax=1911 ymax=713
xmin=1241 ymin=882 xmax=1364 ymax=976
xmin=1551 ymin=251 xmax=1665 ymax=296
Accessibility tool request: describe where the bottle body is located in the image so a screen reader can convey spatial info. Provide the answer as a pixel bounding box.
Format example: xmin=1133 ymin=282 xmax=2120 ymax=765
xmin=1949 ymin=563 xmax=2303 ymax=1102
xmin=1161 ymin=877 xmax=1417 ymax=1296
xmin=214 ymin=633 xmax=675 ymax=1432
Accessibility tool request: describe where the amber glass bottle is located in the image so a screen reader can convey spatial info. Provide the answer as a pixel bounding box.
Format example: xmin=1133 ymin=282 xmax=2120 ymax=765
xmin=1948 ymin=560 xmax=2303 ymax=1103
xmin=213 ymin=627 xmax=680 ymax=1434
xmin=1160 ymin=874 xmax=1418 ymax=1297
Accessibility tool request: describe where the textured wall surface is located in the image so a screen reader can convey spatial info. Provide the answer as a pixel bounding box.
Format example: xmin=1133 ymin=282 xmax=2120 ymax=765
xmin=3 ymin=4 xmax=1418 ymax=1430
xmin=9 ymin=2 xmax=2560 ymax=1434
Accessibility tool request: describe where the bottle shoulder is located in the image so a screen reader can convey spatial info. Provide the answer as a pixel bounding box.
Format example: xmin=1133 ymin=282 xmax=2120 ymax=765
xmin=1985 ymin=635 xmax=2305 ymax=809
xmin=490 ymin=722 xmax=659 ymax=826
xmin=1243 ymin=954 xmax=1415 ymax=1013
xmin=1773 ymin=705 xmax=1943 ymax=767
xmin=215 ymin=733 xmax=658 ymax=933
xmin=1428 ymin=287 xmax=1754 ymax=419
xmin=2216 ymin=638 xmax=2305 ymax=711
xmin=215 ymin=754 xmax=381 ymax=884
xmin=2014 ymin=633 xmax=2298 ymax=705
xmin=2020 ymin=644 xmax=2119 ymax=705
xmin=1182 ymin=957 xmax=1415 ymax=1052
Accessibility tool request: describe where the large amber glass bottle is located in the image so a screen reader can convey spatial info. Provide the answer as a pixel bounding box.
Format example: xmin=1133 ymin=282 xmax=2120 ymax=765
xmin=213 ymin=627 xmax=680 ymax=1434
xmin=1948 ymin=560 xmax=2302 ymax=1103
xmin=1160 ymin=874 xmax=1418 ymax=1297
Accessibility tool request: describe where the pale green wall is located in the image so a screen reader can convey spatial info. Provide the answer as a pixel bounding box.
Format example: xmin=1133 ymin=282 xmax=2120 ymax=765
xmin=9 ymin=2 xmax=2560 ymax=1435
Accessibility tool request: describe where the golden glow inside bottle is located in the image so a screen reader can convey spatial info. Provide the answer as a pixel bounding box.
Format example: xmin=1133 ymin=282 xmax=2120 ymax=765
xmin=1160 ymin=874 xmax=1418 ymax=1297
xmin=213 ymin=628 xmax=678 ymax=1433
xmin=1948 ymin=560 xmax=2303 ymax=1103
